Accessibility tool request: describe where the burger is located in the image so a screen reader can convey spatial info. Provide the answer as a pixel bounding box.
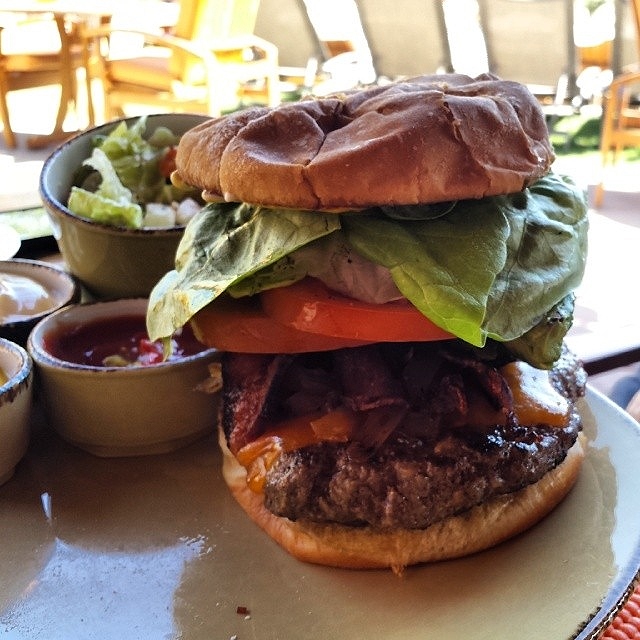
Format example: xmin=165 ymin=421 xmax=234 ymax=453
xmin=146 ymin=73 xmax=589 ymax=572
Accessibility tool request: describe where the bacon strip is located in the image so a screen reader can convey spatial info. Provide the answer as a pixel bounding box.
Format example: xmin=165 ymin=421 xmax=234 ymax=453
xmin=222 ymin=353 xmax=292 ymax=453
xmin=332 ymin=346 xmax=408 ymax=412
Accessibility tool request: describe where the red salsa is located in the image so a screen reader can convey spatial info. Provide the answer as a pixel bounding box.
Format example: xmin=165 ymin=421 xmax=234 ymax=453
xmin=45 ymin=314 xmax=208 ymax=367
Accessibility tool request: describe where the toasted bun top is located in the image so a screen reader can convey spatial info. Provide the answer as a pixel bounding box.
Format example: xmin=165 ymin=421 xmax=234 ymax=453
xmin=174 ymin=73 xmax=555 ymax=210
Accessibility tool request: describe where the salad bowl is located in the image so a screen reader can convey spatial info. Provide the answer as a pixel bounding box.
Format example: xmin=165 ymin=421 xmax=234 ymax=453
xmin=39 ymin=113 xmax=210 ymax=300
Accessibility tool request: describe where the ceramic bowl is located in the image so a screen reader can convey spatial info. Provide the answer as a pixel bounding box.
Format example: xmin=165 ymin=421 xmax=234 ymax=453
xmin=0 ymin=338 xmax=33 ymax=484
xmin=39 ymin=113 xmax=210 ymax=300
xmin=0 ymin=258 xmax=80 ymax=346
xmin=27 ymin=298 xmax=220 ymax=457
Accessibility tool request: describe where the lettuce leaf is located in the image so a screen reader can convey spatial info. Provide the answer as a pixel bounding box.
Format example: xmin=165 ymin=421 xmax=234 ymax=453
xmin=147 ymin=203 xmax=341 ymax=340
xmin=504 ymin=294 xmax=576 ymax=368
xmin=342 ymin=204 xmax=509 ymax=347
xmin=482 ymin=176 xmax=588 ymax=342
xmin=146 ymin=173 xmax=588 ymax=368
xmin=69 ymin=116 xmax=199 ymax=228
xmin=67 ymin=148 xmax=143 ymax=228
xmin=344 ymin=173 xmax=588 ymax=348
xmin=94 ymin=116 xmax=180 ymax=205
xmin=67 ymin=187 xmax=143 ymax=229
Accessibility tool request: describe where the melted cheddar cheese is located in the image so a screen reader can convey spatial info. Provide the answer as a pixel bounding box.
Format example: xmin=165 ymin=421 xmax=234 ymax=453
xmin=236 ymin=408 xmax=357 ymax=492
xmin=499 ymin=361 xmax=570 ymax=427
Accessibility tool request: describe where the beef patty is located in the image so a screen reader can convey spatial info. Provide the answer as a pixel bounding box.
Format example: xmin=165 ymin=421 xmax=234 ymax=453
xmin=222 ymin=341 xmax=586 ymax=530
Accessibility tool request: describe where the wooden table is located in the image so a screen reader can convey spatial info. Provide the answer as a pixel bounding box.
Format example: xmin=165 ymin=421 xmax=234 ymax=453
xmin=0 ymin=1 xmax=178 ymax=149
xmin=0 ymin=1 xmax=116 ymax=148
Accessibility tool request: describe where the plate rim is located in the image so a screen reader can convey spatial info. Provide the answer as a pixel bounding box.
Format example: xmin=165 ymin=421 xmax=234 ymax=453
xmin=574 ymin=386 xmax=640 ymax=639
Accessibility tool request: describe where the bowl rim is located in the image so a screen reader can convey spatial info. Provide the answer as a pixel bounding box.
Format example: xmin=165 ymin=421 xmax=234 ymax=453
xmin=27 ymin=297 xmax=218 ymax=374
xmin=0 ymin=258 xmax=81 ymax=327
xmin=0 ymin=337 xmax=33 ymax=393
xmin=38 ymin=112 xmax=211 ymax=236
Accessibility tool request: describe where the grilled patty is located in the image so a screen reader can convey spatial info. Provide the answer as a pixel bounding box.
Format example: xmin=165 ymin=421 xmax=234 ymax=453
xmin=222 ymin=341 xmax=586 ymax=530
xmin=263 ymin=418 xmax=580 ymax=529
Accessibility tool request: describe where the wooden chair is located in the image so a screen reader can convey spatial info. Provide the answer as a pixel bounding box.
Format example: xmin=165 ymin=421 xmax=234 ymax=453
xmin=83 ymin=0 xmax=280 ymax=120
xmin=593 ymin=70 xmax=640 ymax=207
xmin=0 ymin=13 xmax=86 ymax=149
xmin=593 ymin=0 xmax=640 ymax=207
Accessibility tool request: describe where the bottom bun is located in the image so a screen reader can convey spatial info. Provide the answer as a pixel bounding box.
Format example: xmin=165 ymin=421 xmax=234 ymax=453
xmin=220 ymin=428 xmax=586 ymax=572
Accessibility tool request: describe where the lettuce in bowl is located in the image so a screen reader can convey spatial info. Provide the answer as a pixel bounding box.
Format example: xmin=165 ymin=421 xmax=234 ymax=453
xmin=67 ymin=115 xmax=201 ymax=229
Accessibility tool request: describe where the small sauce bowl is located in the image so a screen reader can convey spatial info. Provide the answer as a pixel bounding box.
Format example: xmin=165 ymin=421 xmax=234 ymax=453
xmin=27 ymin=298 xmax=220 ymax=457
xmin=0 ymin=338 xmax=33 ymax=484
xmin=0 ymin=258 xmax=80 ymax=347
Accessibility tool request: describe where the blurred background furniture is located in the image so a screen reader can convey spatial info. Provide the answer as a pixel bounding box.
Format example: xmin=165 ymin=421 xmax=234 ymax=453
xmin=0 ymin=11 xmax=86 ymax=149
xmin=83 ymin=0 xmax=280 ymax=120
xmin=284 ymin=0 xmax=452 ymax=97
xmin=594 ymin=0 xmax=640 ymax=206
xmin=296 ymin=0 xmax=377 ymax=93
xmin=475 ymin=0 xmax=578 ymax=109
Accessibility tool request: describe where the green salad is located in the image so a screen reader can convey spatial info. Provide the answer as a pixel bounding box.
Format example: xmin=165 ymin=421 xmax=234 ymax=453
xmin=67 ymin=116 xmax=202 ymax=229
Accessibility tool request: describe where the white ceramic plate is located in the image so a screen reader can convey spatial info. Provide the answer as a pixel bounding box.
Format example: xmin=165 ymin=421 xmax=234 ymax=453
xmin=0 ymin=387 xmax=638 ymax=639
xmin=0 ymin=223 xmax=21 ymax=259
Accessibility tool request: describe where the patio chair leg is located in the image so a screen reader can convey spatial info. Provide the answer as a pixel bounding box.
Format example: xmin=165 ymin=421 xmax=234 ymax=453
xmin=0 ymin=111 xmax=16 ymax=148
xmin=593 ymin=182 xmax=604 ymax=208
xmin=0 ymin=68 xmax=16 ymax=148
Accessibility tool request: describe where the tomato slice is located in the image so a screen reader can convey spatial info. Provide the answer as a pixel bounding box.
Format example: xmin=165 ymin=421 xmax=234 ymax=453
xmin=260 ymin=277 xmax=454 ymax=342
xmin=190 ymin=296 xmax=371 ymax=353
xmin=158 ymin=147 xmax=177 ymax=178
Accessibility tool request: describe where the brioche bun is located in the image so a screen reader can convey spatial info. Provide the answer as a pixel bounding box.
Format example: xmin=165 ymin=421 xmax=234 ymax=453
xmin=220 ymin=428 xmax=585 ymax=572
xmin=174 ymin=73 xmax=554 ymax=210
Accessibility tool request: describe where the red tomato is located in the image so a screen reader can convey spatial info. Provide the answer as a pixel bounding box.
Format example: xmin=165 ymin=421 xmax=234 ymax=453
xmin=260 ymin=278 xmax=454 ymax=343
xmin=190 ymin=296 xmax=371 ymax=353
xmin=137 ymin=338 xmax=164 ymax=365
xmin=158 ymin=147 xmax=177 ymax=178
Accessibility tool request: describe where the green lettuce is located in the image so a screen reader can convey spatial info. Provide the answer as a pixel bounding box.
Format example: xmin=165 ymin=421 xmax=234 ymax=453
xmin=147 ymin=202 xmax=341 ymax=340
xmin=146 ymin=173 xmax=588 ymax=368
xmin=96 ymin=116 xmax=179 ymax=205
xmin=343 ymin=174 xmax=588 ymax=348
xmin=67 ymin=148 xmax=143 ymax=228
xmin=504 ymin=294 xmax=576 ymax=369
xmin=68 ymin=116 xmax=200 ymax=228
xmin=341 ymin=204 xmax=509 ymax=347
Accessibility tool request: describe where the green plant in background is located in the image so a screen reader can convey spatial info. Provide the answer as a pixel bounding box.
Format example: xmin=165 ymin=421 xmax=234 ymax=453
xmin=583 ymin=0 xmax=608 ymax=13
xmin=549 ymin=112 xmax=640 ymax=161
xmin=549 ymin=113 xmax=602 ymax=153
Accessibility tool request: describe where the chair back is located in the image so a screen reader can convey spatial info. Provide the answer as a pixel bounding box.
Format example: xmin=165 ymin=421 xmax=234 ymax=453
xmin=356 ymin=0 xmax=449 ymax=77
xmin=169 ymin=0 xmax=263 ymax=82
xmin=477 ymin=0 xmax=572 ymax=99
xmin=174 ymin=0 xmax=261 ymax=41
